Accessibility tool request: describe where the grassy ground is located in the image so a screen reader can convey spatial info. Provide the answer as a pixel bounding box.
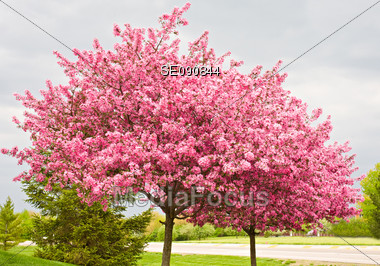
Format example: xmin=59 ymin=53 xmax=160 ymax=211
xmin=0 ymin=244 xmax=373 ymax=265
xmin=176 ymin=236 xmax=380 ymax=246
xmin=7 ymin=246 xmax=36 ymax=257
xmin=2 ymin=247 xmax=293 ymax=266
xmin=138 ymin=252 xmax=368 ymax=266
xmin=0 ymin=247 xmax=74 ymax=265
xmin=138 ymin=252 xmax=294 ymax=266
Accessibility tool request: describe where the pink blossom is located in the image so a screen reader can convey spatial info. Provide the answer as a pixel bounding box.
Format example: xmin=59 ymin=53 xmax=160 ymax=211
xmin=240 ymin=160 xmax=251 ymax=171
xmin=311 ymin=107 xmax=323 ymax=121
xmin=113 ymin=24 xmax=121 ymax=36
xmin=10 ymin=146 xmax=18 ymax=156
xmin=191 ymin=166 xmax=201 ymax=174
xmin=255 ymin=160 xmax=269 ymax=172
xmin=12 ymin=116 xmax=20 ymax=124
xmin=198 ymin=156 xmax=211 ymax=169
xmin=245 ymin=152 xmax=255 ymax=161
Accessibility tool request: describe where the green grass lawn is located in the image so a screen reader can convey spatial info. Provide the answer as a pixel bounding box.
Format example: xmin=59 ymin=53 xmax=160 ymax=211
xmin=0 ymin=246 xmax=74 ymax=265
xmin=138 ymin=253 xmax=361 ymax=266
xmin=1 ymin=243 xmax=373 ymax=265
xmin=1 ymin=247 xmax=293 ymax=266
xmin=6 ymin=246 xmax=36 ymax=257
xmin=176 ymin=236 xmax=380 ymax=246
xmin=138 ymin=252 xmax=294 ymax=266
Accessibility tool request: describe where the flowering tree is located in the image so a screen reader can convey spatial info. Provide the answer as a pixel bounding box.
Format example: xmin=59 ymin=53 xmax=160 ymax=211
xmin=188 ymin=62 xmax=363 ymax=266
xmin=1 ymin=3 xmax=363 ymax=266
xmin=1 ymin=3 xmax=261 ymax=265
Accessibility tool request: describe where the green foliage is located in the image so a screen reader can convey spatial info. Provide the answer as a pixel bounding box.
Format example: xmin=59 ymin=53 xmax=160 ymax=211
xmin=148 ymin=221 xmax=250 ymax=241
xmin=318 ymin=218 xmax=333 ymax=233
xmin=222 ymin=226 xmax=247 ymax=237
xmin=361 ymin=163 xmax=380 ymax=239
xmin=18 ymin=210 xmax=34 ymax=240
xmin=212 ymin=227 xmax=247 ymax=238
xmin=22 ymin=179 xmax=152 ymax=266
xmin=330 ymin=216 xmax=372 ymax=237
xmin=263 ymin=230 xmax=285 ymax=238
xmin=147 ymin=227 xmax=160 ymax=241
xmin=175 ymin=223 xmax=195 ymax=241
xmin=157 ymin=225 xmax=178 ymax=241
xmin=0 ymin=196 xmax=23 ymax=250
xmin=221 ymin=227 xmax=236 ymax=237
xmin=213 ymin=227 xmax=224 ymax=237
xmin=145 ymin=211 xmax=165 ymax=236
xmin=192 ymin=224 xmax=215 ymax=240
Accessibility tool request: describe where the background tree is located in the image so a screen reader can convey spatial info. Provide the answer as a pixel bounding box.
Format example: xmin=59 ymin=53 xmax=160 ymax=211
xmin=18 ymin=210 xmax=34 ymax=240
xmin=0 ymin=196 xmax=23 ymax=250
xmin=175 ymin=223 xmax=194 ymax=241
xmin=22 ymin=178 xmax=152 ymax=266
xmin=361 ymin=163 xmax=380 ymax=238
xmin=145 ymin=211 xmax=165 ymax=241
xmin=330 ymin=216 xmax=372 ymax=237
xmin=192 ymin=224 xmax=215 ymax=240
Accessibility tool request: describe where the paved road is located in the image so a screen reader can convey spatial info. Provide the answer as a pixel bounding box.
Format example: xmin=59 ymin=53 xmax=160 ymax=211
xmin=147 ymin=242 xmax=380 ymax=265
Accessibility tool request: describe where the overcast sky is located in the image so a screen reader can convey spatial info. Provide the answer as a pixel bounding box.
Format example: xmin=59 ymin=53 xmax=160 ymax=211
xmin=0 ymin=0 xmax=379 ymax=214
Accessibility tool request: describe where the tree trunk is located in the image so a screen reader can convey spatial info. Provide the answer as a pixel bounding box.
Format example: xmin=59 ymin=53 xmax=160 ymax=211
xmin=161 ymin=213 xmax=175 ymax=266
xmin=249 ymin=232 xmax=257 ymax=266
xmin=244 ymin=226 xmax=257 ymax=266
